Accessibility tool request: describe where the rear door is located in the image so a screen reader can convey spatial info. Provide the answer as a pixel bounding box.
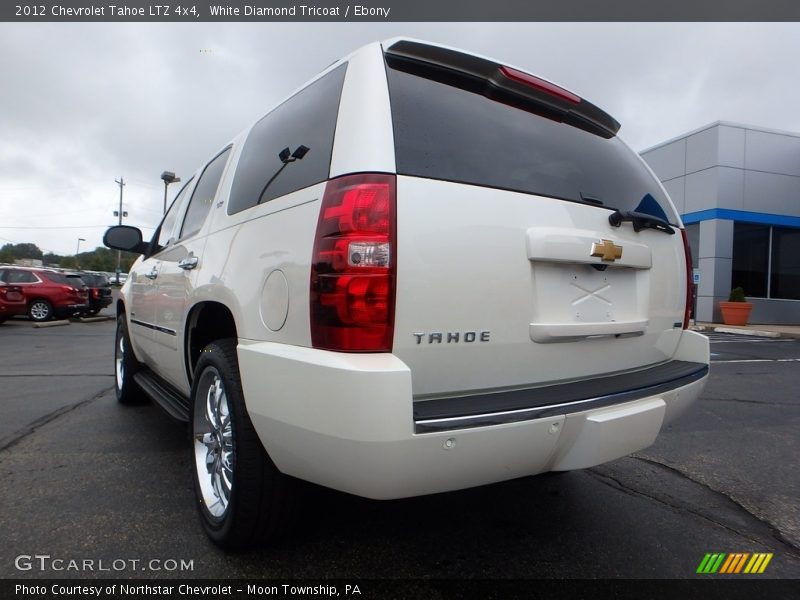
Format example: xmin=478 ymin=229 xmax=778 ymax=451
xmin=383 ymin=42 xmax=688 ymax=398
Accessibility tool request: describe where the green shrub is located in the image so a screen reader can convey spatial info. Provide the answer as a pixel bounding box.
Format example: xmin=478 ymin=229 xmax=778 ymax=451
xmin=728 ymin=287 xmax=747 ymax=302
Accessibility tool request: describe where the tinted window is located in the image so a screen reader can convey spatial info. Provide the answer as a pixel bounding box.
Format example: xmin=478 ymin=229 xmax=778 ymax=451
xmin=5 ymin=270 xmax=37 ymax=283
xmin=78 ymin=273 xmax=109 ymax=287
xmin=386 ymin=63 xmax=677 ymax=224
xmin=180 ymin=148 xmax=231 ymax=240
xmin=228 ymin=64 xmax=347 ymax=215
xmin=45 ymin=272 xmax=72 ymax=285
xmin=66 ymin=275 xmax=86 ymax=287
xmin=770 ymin=227 xmax=800 ymax=300
xmin=684 ymin=223 xmax=699 ymax=269
xmin=732 ymin=223 xmax=769 ymax=298
xmin=157 ymin=178 xmax=194 ymax=248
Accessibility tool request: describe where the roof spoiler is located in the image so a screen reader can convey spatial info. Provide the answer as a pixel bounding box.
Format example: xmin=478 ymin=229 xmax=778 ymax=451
xmin=384 ymin=40 xmax=620 ymax=139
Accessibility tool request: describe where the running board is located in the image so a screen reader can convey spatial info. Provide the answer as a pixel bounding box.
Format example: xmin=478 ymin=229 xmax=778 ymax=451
xmin=133 ymin=371 xmax=190 ymax=422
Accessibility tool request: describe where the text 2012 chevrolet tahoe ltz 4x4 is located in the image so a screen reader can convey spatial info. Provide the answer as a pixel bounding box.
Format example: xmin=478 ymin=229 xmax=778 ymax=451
xmin=104 ymin=39 xmax=710 ymax=549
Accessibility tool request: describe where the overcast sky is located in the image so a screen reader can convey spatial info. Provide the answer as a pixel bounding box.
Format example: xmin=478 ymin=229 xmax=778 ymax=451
xmin=2 ymin=22 xmax=800 ymax=257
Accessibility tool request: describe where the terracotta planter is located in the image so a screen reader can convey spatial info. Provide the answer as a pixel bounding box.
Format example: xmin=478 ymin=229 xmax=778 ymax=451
xmin=719 ymin=301 xmax=753 ymax=326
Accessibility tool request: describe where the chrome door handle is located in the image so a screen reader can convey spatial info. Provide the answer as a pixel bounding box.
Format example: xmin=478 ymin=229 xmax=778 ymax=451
xmin=145 ymin=268 xmax=159 ymax=280
xmin=178 ymin=256 xmax=198 ymax=270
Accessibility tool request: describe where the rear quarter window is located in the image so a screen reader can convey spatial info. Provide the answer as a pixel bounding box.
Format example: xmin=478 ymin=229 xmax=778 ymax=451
xmin=227 ymin=63 xmax=347 ymax=215
xmin=4 ymin=270 xmax=38 ymax=284
xmin=44 ymin=273 xmax=72 ymax=285
xmin=385 ymin=60 xmax=677 ymax=224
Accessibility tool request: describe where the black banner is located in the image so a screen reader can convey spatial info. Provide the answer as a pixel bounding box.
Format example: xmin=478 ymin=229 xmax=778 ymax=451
xmin=2 ymin=579 xmax=800 ymax=600
xmin=3 ymin=0 xmax=800 ymax=22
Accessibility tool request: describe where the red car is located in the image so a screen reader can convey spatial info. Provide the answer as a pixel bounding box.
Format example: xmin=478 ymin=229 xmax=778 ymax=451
xmin=0 ymin=281 xmax=27 ymax=323
xmin=0 ymin=267 xmax=89 ymax=322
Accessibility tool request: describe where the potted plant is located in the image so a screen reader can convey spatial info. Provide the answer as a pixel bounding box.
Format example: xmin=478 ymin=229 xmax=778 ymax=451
xmin=719 ymin=287 xmax=753 ymax=326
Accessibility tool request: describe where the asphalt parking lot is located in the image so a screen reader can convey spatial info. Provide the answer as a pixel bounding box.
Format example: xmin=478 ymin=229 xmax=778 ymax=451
xmin=1 ymin=317 xmax=799 ymax=582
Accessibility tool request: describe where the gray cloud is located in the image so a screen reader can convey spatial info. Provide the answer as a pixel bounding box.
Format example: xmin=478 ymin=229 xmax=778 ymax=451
xmin=2 ymin=22 xmax=799 ymax=255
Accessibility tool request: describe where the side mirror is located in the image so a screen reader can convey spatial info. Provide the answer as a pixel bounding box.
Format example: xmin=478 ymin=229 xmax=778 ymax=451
xmin=103 ymin=225 xmax=149 ymax=255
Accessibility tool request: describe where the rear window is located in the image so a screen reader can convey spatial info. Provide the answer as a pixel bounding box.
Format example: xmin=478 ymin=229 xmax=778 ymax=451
xmin=385 ymin=60 xmax=678 ymax=224
xmin=227 ymin=63 xmax=347 ymax=215
xmin=78 ymin=273 xmax=109 ymax=287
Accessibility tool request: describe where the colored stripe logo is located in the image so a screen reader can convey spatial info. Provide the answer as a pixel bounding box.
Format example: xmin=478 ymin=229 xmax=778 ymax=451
xmin=697 ymin=552 xmax=773 ymax=574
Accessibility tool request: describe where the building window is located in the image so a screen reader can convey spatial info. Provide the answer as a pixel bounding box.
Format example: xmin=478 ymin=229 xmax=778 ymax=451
xmin=770 ymin=227 xmax=800 ymax=300
xmin=685 ymin=223 xmax=699 ymax=269
xmin=732 ymin=222 xmax=800 ymax=300
xmin=732 ymin=223 xmax=769 ymax=298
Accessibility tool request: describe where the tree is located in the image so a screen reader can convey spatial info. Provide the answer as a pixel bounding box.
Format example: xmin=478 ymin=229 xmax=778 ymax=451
xmin=0 ymin=242 xmax=44 ymax=263
xmin=0 ymin=244 xmax=13 ymax=264
xmin=13 ymin=243 xmax=42 ymax=259
xmin=43 ymin=252 xmax=64 ymax=266
xmin=3 ymin=242 xmax=139 ymax=273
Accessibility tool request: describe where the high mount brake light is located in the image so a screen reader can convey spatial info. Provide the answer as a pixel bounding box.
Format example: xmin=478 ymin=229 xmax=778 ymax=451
xmin=499 ymin=66 xmax=581 ymax=105
xmin=310 ymin=174 xmax=397 ymax=352
xmin=681 ymin=228 xmax=694 ymax=329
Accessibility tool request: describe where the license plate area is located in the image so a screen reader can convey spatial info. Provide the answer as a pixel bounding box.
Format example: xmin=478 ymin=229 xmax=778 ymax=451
xmin=530 ymin=263 xmax=649 ymax=342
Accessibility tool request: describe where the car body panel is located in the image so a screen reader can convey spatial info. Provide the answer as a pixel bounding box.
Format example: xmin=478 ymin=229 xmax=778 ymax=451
xmin=112 ymin=37 xmax=710 ymax=502
xmin=0 ymin=281 xmax=27 ymax=320
xmin=0 ymin=267 xmax=89 ymax=319
xmin=237 ymin=330 xmax=708 ymax=498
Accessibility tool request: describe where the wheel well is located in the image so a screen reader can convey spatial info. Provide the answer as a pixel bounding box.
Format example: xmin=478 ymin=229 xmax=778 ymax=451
xmin=186 ymin=302 xmax=238 ymax=381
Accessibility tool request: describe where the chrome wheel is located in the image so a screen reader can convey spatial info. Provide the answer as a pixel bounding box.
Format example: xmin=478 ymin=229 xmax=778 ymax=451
xmin=193 ymin=369 xmax=234 ymax=519
xmin=115 ymin=335 xmax=124 ymax=390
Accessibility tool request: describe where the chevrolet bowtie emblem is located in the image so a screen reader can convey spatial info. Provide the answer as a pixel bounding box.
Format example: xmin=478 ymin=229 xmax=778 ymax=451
xmin=590 ymin=239 xmax=623 ymax=262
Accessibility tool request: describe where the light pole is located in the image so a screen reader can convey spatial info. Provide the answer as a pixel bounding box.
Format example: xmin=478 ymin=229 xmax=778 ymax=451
xmin=161 ymin=171 xmax=181 ymax=214
xmin=76 ymin=238 xmax=85 ymax=269
xmin=114 ymin=177 xmax=126 ymax=283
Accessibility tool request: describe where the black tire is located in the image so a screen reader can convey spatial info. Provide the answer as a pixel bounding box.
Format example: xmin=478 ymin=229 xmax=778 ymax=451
xmin=28 ymin=299 xmax=53 ymax=322
xmin=85 ymin=308 xmax=100 ymax=316
xmin=115 ymin=315 xmax=146 ymax=404
xmin=190 ymin=339 xmax=295 ymax=550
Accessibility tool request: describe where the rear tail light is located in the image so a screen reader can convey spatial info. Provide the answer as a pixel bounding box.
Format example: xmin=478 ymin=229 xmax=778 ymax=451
xmin=499 ymin=66 xmax=581 ymax=105
xmin=681 ymin=228 xmax=694 ymax=329
xmin=310 ymin=173 xmax=397 ymax=352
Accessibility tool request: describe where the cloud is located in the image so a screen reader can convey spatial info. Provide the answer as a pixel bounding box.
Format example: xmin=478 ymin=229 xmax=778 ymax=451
xmin=2 ymin=22 xmax=799 ymax=255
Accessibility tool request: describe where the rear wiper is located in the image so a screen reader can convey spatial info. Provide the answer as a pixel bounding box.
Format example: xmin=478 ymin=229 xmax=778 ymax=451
xmin=608 ymin=210 xmax=675 ymax=235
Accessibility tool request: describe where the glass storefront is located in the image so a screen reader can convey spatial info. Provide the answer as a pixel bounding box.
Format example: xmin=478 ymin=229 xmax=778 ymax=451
xmin=732 ymin=222 xmax=800 ymax=300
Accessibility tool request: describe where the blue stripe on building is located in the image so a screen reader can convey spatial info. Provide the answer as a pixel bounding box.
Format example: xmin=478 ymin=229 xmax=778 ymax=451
xmin=682 ymin=209 xmax=800 ymax=228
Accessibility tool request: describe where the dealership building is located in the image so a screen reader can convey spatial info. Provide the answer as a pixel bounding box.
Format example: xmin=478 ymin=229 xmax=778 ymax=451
xmin=641 ymin=122 xmax=800 ymax=324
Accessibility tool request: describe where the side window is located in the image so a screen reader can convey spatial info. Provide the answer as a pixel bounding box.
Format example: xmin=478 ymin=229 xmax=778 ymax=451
xmin=179 ymin=147 xmax=231 ymax=240
xmin=5 ymin=270 xmax=37 ymax=283
xmin=227 ymin=63 xmax=347 ymax=215
xmin=156 ymin=178 xmax=194 ymax=249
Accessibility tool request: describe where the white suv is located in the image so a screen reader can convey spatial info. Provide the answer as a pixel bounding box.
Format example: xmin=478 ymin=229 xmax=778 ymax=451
xmin=104 ymin=38 xmax=709 ymax=549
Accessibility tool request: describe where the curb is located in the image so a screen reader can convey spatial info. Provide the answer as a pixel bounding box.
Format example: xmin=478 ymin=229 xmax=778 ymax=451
xmin=32 ymin=320 xmax=70 ymax=328
xmin=78 ymin=316 xmax=115 ymax=323
xmin=713 ymin=327 xmax=781 ymax=338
